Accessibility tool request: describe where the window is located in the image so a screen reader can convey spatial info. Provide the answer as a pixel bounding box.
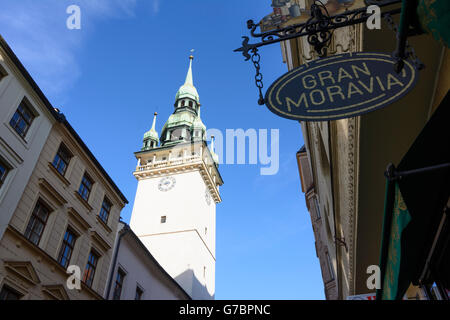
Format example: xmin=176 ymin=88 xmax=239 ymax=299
xmin=99 ymin=197 xmax=112 ymax=224
xmin=52 ymin=144 xmax=72 ymax=176
xmin=78 ymin=173 xmax=93 ymax=201
xmin=83 ymin=250 xmax=99 ymax=288
xmin=9 ymin=100 xmax=35 ymax=138
xmin=135 ymin=286 xmax=143 ymax=300
xmin=58 ymin=228 xmax=77 ymax=269
xmin=112 ymin=268 xmax=126 ymax=300
xmin=188 ymin=101 xmax=193 ymax=108
xmin=0 ymin=285 xmax=21 ymax=300
xmin=161 ymin=216 xmax=166 ymax=224
xmin=24 ymin=200 xmax=51 ymax=245
xmin=326 ymin=252 xmax=335 ymax=281
xmin=314 ymin=198 xmax=321 ymax=219
xmin=0 ymin=64 xmax=7 ymax=82
xmin=0 ymin=158 xmax=10 ymax=189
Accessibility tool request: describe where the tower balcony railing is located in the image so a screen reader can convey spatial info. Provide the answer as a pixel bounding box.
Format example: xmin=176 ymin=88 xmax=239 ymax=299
xmin=136 ymin=155 xmax=203 ymax=172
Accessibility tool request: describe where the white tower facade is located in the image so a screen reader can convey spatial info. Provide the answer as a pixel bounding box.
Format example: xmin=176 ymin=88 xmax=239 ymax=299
xmin=130 ymin=56 xmax=223 ymax=300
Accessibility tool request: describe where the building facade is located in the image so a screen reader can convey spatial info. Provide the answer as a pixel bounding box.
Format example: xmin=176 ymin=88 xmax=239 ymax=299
xmin=260 ymin=0 xmax=449 ymax=299
xmin=130 ymin=56 xmax=223 ymax=300
xmin=0 ymin=36 xmax=54 ymax=242
xmin=0 ymin=36 xmax=128 ymax=300
xmin=104 ymin=222 xmax=191 ymax=300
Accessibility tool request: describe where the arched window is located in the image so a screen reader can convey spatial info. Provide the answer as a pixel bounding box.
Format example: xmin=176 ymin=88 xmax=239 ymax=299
xmin=188 ymin=101 xmax=193 ymax=108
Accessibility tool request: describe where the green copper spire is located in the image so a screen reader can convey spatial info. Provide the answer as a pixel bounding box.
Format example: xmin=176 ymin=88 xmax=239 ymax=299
xmin=175 ymin=55 xmax=199 ymax=103
xmin=142 ymin=112 xmax=159 ymax=150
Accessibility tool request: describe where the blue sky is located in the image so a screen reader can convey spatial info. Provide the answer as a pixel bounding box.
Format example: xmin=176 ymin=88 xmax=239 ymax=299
xmin=0 ymin=0 xmax=324 ymax=299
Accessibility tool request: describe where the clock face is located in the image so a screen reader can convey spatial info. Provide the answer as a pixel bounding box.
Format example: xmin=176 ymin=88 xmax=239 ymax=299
xmin=158 ymin=176 xmax=176 ymax=192
xmin=205 ymin=189 xmax=211 ymax=206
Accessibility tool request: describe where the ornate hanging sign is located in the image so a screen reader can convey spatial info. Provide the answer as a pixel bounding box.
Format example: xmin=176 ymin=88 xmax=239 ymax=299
xmin=265 ymin=52 xmax=418 ymax=121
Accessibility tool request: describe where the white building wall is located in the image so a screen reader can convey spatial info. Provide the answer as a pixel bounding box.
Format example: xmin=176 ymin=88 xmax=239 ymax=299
xmin=107 ymin=233 xmax=189 ymax=300
xmin=0 ymin=50 xmax=53 ymax=240
xmin=130 ymin=168 xmax=216 ymax=299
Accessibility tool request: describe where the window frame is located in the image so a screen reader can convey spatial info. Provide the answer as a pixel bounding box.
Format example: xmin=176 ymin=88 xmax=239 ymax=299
xmin=314 ymin=197 xmax=321 ymax=220
xmin=9 ymin=99 xmax=36 ymax=139
xmin=0 ymin=285 xmax=22 ymax=300
xmin=135 ymin=286 xmax=144 ymax=300
xmin=57 ymin=228 xmax=77 ymax=269
xmin=99 ymin=197 xmax=112 ymax=224
xmin=83 ymin=250 xmax=100 ymax=288
xmin=326 ymin=252 xmax=335 ymax=281
xmin=24 ymin=199 xmax=51 ymax=246
xmin=0 ymin=157 xmax=11 ymax=190
xmin=112 ymin=268 xmax=126 ymax=300
xmin=78 ymin=173 xmax=94 ymax=202
xmin=0 ymin=64 xmax=8 ymax=82
xmin=52 ymin=143 xmax=72 ymax=176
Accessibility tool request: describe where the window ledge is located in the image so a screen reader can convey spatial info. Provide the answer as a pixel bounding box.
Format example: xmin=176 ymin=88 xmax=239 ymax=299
xmin=74 ymin=191 xmax=93 ymax=212
xmin=96 ymin=215 xmax=112 ymax=234
xmin=48 ymin=162 xmax=70 ymax=187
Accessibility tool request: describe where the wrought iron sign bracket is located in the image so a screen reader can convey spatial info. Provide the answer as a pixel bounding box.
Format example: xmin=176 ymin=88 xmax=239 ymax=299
xmin=234 ymin=0 xmax=426 ymax=105
xmin=235 ymin=0 xmax=404 ymax=59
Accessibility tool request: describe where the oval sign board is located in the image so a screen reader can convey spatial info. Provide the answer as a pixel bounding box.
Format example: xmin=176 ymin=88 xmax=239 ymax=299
xmin=265 ymin=52 xmax=418 ymax=121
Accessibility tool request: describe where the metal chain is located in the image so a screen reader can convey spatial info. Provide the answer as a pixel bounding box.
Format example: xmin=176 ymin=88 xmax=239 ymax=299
xmin=251 ymin=48 xmax=265 ymax=105
xmin=383 ymin=14 xmax=425 ymax=71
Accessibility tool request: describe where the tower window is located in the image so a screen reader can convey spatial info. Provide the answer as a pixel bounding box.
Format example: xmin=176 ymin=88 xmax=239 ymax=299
xmin=188 ymin=101 xmax=193 ymax=108
xmin=161 ymin=216 xmax=167 ymax=223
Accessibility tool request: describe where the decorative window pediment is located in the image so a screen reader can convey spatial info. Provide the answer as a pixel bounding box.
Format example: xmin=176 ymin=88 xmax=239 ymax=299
xmin=38 ymin=178 xmax=67 ymax=206
xmin=4 ymin=261 xmax=40 ymax=286
xmin=42 ymin=284 xmax=70 ymax=300
xmin=67 ymin=207 xmax=91 ymax=231
xmin=90 ymin=230 xmax=111 ymax=252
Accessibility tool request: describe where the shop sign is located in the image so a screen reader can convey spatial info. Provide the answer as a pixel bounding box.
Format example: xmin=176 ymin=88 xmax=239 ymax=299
xmin=265 ymin=52 xmax=418 ymax=121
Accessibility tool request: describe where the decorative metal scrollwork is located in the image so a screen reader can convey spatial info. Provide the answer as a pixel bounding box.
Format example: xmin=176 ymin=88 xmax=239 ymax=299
xmin=233 ymin=0 xmax=428 ymax=105
xmin=235 ymin=0 xmax=402 ymax=60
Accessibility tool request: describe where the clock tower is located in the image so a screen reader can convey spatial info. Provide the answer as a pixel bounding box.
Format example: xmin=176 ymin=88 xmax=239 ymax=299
xmin=130 ymin=55 xmax=223 ymax=300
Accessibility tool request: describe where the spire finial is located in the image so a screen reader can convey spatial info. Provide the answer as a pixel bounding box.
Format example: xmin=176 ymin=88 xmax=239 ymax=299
xmin=184 ymin=51 xmax=194 ymax=86
xmin=189 ymin=49 xmax=194 ymax=60
xmin=151 ymin=112 xmax=157 ymax=130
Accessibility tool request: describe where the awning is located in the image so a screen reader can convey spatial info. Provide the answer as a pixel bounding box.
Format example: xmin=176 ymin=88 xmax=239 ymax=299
xmin=377 ymin=90 xmax=450 ymax=300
